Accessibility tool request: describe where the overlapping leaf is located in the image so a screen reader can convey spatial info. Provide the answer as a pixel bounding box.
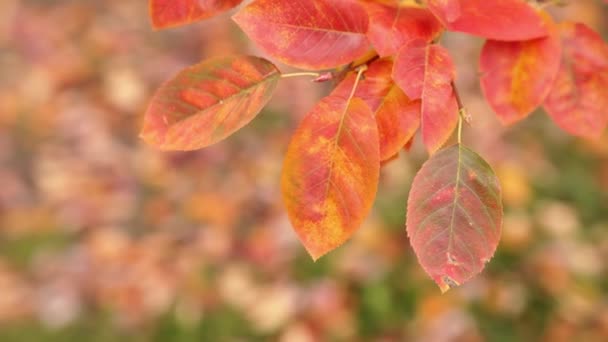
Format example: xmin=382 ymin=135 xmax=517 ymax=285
xmin=232 ymin=0 xmax=369 ymax=70
xmin=544 ymin=22 xmax=608 ymax=138
xmin=392 ymin=39 xmax=458 ymax=154
xmin=480 ymin=16 xmax=561 ymax=125
xmin=332 ymin=58 xmax=420 ymax=161
xmin=426 ymin=0 xmax=548 ymax=41
xmin=140 ymin=55 xmax=280 ymax=151
xmin=362 ymin=1 xmax=442 ymax=56
xmin=406 ymin=144 xmax=502 ymax=292
xmin=281 ymin=95 xmax=380 ymax=260
xmin=150 ymin=0 xmax=242 ymax=29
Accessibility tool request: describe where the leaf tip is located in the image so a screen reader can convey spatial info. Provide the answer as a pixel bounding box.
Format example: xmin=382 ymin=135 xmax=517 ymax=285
xmin=305 ymin=245 xmax=329 ymax=262
xmin=437 ymin=275 xmax=460 ymax=294
xmin=139 ymin=115 xmax=168 ymax=148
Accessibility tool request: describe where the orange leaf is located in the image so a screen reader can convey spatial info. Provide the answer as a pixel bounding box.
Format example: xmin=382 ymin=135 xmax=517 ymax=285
xmin=232 ymin=0 xmax=369 ymax=70
xmin=479 ymin=16 xmax=561 ymax=125
xmin=426 ymin=0 xmax=548 ymax=41
xmin=362 ymin=1 xmax=442 ymax=57
xmin=332 ymin=58 xmax=420 ymax=161
xmin=407 ymin=144 xmax=502 ymax=292
xmin=140 ymin=55 xmax=280 ymax=151
xmin=392 ymin=40 xmax=458 ymax=154
xmin=150 ymin=0 xmax=242 ymax=29
xmin=281 ymin=96 xmax=380 ymax=260
xmin=544 ymin=22 xmax=608 ymax=138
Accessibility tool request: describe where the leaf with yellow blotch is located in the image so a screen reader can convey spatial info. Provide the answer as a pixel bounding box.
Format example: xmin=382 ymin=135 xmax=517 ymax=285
xmin=140 ymin=55 xmax=280 ymax=151
xmin=362 ymin=1 xmax=442 ymax=57
xmin=149 ymin=0 xmax=243 ymax=29
xmin=392 ymin=39 xmax=458 ymax=154
xmin=407 ymin=144 xmax=502 ymax=292
xmin=232 ymin=0 xmax=369 ymax=70
xmin=426 ymin=0 xmax=548 ymax=41
xmin=544 ymin=22 xmax=608 ymax=139
xmin=281 ymin=96 xmax=380 ymax=260
xmin=479 ymin=15 xmax=561 ymax=125
xmin=332 ymin=58 xmax=420 ymax=161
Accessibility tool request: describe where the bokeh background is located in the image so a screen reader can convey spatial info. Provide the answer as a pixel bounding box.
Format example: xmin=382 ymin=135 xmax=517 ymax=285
xmin=1 ymin=1 xmax=607 ymax=341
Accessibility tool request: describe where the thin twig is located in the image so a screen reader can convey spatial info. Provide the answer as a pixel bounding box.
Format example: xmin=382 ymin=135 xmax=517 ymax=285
xmin=281 ymin=72 xmax=321 ymax=79
xmin=451 ymin=81 xmax=468 ymax=144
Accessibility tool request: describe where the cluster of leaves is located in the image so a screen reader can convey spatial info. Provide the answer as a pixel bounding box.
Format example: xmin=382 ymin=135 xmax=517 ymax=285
xmin=141 ymin=0 xmax=608 ymax=292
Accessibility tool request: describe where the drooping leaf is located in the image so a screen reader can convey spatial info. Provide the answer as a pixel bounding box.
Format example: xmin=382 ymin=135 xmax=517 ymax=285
xmin=362 ymin=1 xmax=443 ymax=57
xmin=281 ymin=95 xmax=380 ymax=260
xmin=426 ymin=0 xmax=548 ymax=41
xmin=232 ymin=0 xmax=369 ymax=70
xmin=332 ymin=58 xmax=420 ymax=161
xmin=140 ymin=55 xmax=280 ymax=151
xmin=149 ymin=0 xmax=243 ymax=29
xmin=544 ymin=22 xmax=608 ymax=138
xmin=392 ymin=39 xmax=458 ymax=154
xmin=480 ymin=16 xmax=561 ymax=125
xmin=406 ymin=144 xmax=502 ymax=292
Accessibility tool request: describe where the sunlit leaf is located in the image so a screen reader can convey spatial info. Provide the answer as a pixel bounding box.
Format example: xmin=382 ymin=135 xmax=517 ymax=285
xmin=480 ymin=15 xmax=561 ymax=124
xmin=332 ymin=58 xmax=420 ymax=161
xmin=232 ymin=0 xmax=369 ymax=70
xmin=281 ymin=95 xmax=380 ymax=260
xmin=392 ymin=39 xmax=458 ymax=154
xmin=150 ymin=0 xmax=243 ymax=29
xmin=426 ymin=0 xmax=548 ymax=41
xmin=406 ymin=144 xmax=503 ymax=292
xmin=544 ymin=22 xmax=608 ymax=138
xmin=140 ymin=55 xmax=280 ymax=151
xmin=362 ymin=1 xmax=442 ymax=56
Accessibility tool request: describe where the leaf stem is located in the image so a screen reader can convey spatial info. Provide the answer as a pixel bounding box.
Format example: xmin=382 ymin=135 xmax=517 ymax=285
xmin=347 ymin=65 xmax=367 ymax=103
xmin=457 ymin=111 xmax=463 ymax=144
xmin=281 ymin=72 xmax=321 ymax=79
xmin=451 ymin=81 xmax=467 ymax=145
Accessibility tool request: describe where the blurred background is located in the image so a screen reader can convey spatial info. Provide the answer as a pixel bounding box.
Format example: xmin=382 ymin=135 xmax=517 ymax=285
xmin=0 ymin=0 xmax=607 ymax=341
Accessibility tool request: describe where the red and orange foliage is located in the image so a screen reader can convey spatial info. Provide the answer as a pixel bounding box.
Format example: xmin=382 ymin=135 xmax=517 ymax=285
xmin=281 ymin=95 xmax=379 ymax=260
xmin=140 ymin=56 xmax=280 ymax=150
xmin=406 ymin=145 xmax=502 ymax=292
xmin=150 ymin=0 xmax=243 ymax=29
xmin=544 ymin=22 xmax=608 ymax=138
xmin=143 ymin=0 xmax=608 ymax=291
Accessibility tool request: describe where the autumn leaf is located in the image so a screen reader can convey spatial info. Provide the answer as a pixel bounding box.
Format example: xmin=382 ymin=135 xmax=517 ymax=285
xmin=140 ymin=55 xmax=280 ymax=151
xmin=332 ymin=58 xmax=420 ymax=161
xmin=362 ymin=1 xmax=442 ymax=57
xmin=544 ymin=22 xmax=608 ymax=138
xmin=149 ymin=0 xmax=243 ymax=29
xmin=281 ymin=95 xmax=380 ymax=260
xmin=232 ymin=0 xmax=369 ymax=70
xmin=426 ymin=0 xmax=548 ymax=41
xmin=406 ymin=144 xmax=503 ymax=292
xmin=480 ymin=15 xmax=561 ymax=125
xmin=392 ymin=39 xmax=458 ymax=154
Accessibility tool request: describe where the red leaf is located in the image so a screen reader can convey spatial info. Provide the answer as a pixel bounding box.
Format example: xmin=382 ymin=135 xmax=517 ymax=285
xmin=407 ymin=144 xmax=503 ymax=292
xmin=140 ymin=55 xmax=280 ymax=151
xmin=281 ymin=96 xmax=380 ymax=260
xmin=150 ymin=0 xmax=242 ymax=29
xmin=479 ymin=16 xmax=561 ymax=125
xmin=232 ymin=0 xmax=369 ymax=70
xmin=362 ymin=1 xmax=442 ymax=56
xmin=332 ymin=58 xmax=420 ymax=161
xmin=392 ymin=40 xmax=458 ymax=154
xmin=544 ymin=22 xmax=608 ymax=138
xmin=426 ymin=0 xmax=548 ymax=41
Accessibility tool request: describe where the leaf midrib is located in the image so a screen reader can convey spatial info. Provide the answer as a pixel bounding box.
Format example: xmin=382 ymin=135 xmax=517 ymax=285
xmin=170 ymin=69 xmax=279 ymax=128
xmin=446 ymin=144 xmax=463 ymax=258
